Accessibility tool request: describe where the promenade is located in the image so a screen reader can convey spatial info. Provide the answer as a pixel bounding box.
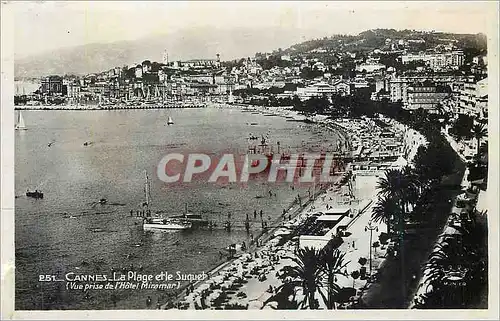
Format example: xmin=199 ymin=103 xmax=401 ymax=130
xmin=158 ymin=107 xmax=423 ymax=310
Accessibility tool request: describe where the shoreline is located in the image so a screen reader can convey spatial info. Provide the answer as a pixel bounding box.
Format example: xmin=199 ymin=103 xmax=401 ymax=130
xmin=158 ymin=106 xmax=431 ymax=311
xmin=159 ymin=104 xmax=352 ymax=310
xmin=161 ymin=179 xmax=335 ymax=310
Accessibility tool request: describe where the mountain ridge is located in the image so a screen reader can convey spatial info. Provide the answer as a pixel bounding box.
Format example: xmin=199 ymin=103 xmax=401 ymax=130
xmin=15 ymin=27 xmax=487 ymax=79
xmin=14 ymin=26 xmax=325 ymax=78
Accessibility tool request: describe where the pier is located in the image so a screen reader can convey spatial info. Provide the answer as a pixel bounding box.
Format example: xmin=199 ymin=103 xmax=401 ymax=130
xmin=14 ymin=102 xmax=208 ymax=111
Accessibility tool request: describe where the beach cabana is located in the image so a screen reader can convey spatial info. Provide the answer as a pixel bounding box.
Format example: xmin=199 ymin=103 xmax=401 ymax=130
xmin=443 ymin=226 xmax=462 ymax=236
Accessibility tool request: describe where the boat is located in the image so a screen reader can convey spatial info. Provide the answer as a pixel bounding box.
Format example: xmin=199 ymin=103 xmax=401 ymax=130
xmin=169 ymin=203 xmax=209 ymax=228
xmin=26 ymin=190 xmax=43 ymax=199
xmin=167 ymin=116 xmax=174 ymax=125
xmin=143 ymin=217 xmax=192 ymax=230
xmin=99 ymin=198 xmax=107 ymax=205
xmin=139 ymin=171 xmax=192 ymax=230
xmin=15 ymin=111 xmax=27 ymax=130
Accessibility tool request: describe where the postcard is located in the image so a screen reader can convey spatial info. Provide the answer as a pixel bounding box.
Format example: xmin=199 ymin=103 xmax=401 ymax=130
xmin=1 ymin=1 xmax=498 ymax=319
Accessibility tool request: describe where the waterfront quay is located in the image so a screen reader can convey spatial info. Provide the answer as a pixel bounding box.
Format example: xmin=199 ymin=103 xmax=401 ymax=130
xmin=14 ymin=100 xmax=209 ymax=111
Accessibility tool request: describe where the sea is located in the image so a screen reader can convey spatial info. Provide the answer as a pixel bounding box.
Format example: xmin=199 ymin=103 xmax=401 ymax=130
xmin=14 ymin=107 xmax=342 ymax=310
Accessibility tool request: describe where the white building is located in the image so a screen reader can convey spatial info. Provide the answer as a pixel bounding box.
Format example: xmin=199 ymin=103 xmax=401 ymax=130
xmin=459 ymin=77 xmax=488 ymax=118
xmin=355 ymin=63 xmax=386 ymax=73
xmin=296 ymin=81 xmax=350 ymax=100
xmin=401 ymin=51 xmax=464 ymax=71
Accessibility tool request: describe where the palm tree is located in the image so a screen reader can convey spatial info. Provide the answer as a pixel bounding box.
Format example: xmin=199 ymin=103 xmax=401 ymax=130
xmin=377 ymin=168 xmax=419 ymax=230
xmin=282 ymin=247 xmax=325 ymax=309
xmin=471 ymin=123 xmax=487 ymax=156
xmin=372 ymin=195 xmax=397 ymax=235
xmin=262 ymin=282 xmax=300 ymax=309
xmin=402 ymin=165 xmax=421 ymax=208
xmin=319 ymin=243 xmax=349 ymax=309
xmin=377 ymin=168 xmax=419 ymax=301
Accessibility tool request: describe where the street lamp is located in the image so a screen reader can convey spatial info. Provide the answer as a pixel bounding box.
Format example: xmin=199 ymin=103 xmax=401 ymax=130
xmin=365 ymin=220 xmax=378 ymax=276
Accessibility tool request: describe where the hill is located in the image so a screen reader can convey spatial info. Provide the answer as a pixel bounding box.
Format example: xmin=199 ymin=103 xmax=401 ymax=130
xmin=282 ymin=29 xmax=487 ymax=55
xmin=14 ymin=26 xmax=325 ymax=78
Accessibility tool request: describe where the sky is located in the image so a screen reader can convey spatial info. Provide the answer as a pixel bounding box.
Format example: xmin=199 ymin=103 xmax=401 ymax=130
xmin=9 ymin=1 xmax=495 ymax=58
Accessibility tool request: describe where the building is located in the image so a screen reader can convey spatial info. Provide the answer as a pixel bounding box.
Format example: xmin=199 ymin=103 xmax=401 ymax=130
xmin=332 ymin=80 xmax=351 ymax=96
xmin=406 ymin=82 xmax=450 ymax=111
xmin=298 ymin=208 xmax=352 ymax=250
xmin=281 ymin=55 xmax=291 ymax=61
xmin=40 ymin=76 xmax=64 ymax=95
xmin=182 ymin=57 xmax=221 ymax=69
xmin=401 ymin=51 xmax=464 ymax=71
xmin=296 ymin=82 xmax=348 ymax=100
xmin=389 ymin=75 xmax=467 ymax=103
xmin=459 ymin=77 xmax=488 ymax=118
xmin=375 ymin=76 xmax=389 ymax=93
xmin=135 ymin=65 xmax=143 ymax=79
xmin=355 ymin=63 xmax=386 ymax=73
xmin=66 ymin=82 xmax=81 ymax=101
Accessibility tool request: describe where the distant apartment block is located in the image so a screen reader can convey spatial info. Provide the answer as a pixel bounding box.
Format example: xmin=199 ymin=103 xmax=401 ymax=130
xmin=406 ymin=83 xmax=450 ymax=111
xmin=401 ymin=50 xmax=464 ymax=71
xmin=296 ymin=81 xmax=351 ymax=100
xmin=389 ymin=75 xmax=468 ymax=104
xmin=459 ymin=77 xmax=488 ymax=118
xmin=355 ymin=63 xmax=386 ymax=73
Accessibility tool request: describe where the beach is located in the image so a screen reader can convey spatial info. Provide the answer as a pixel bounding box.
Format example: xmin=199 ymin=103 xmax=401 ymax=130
xmin=160 ymin=105 xmax=424 ymax=310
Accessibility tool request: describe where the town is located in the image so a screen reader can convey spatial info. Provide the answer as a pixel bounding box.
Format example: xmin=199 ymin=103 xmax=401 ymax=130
xmin=15 ymin=30 xmax=486 ymax=116
xmin=15 ymin=30 xmax=488 ymax=162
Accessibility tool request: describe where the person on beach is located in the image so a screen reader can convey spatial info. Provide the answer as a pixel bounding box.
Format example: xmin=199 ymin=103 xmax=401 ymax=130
xmin=259 ymin=210 xmax=263 ymax=220
xmin=146 ymin=296 xmax=152 ymax=308
xmin=254 ymin=210 xmax=257 ymax=219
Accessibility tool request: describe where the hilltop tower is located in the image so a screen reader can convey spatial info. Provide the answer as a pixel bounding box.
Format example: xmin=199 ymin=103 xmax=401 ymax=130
xmin=163 ymin=50 xmax=169 ymax=65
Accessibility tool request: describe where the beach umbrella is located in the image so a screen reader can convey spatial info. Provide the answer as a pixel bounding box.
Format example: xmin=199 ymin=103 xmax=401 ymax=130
xmin=198 ymin=283 xmax=211 ymax=291
xmin=222 ymin=280 xmax=234 ymax=288
xmin=214 ymin=275 xmax=226 ymax=282
xmin=263 ymin=301 xmax=278 ymax=309
xmin=248 ymin=300 xmax=264 ymax=310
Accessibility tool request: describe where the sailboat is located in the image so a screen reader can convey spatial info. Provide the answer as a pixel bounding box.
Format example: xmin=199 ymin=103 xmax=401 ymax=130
xmin=15 ymin=111 xmax=27 ymax=130
xmin=169 ymin=203 xmax=209 ymax=228
xmin=167 ymin=116 xmax=174 ymax=125
xmin=141 ymin=171 xmax=192 ymax=231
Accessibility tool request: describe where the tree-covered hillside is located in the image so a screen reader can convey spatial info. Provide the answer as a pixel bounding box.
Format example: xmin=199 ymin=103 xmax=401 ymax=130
xmin=281 ymin=29 xmax=487 ymax=56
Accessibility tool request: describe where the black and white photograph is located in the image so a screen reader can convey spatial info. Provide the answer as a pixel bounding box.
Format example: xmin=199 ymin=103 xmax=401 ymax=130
xmin=1 ymin=1 xmax=498 ymax=319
